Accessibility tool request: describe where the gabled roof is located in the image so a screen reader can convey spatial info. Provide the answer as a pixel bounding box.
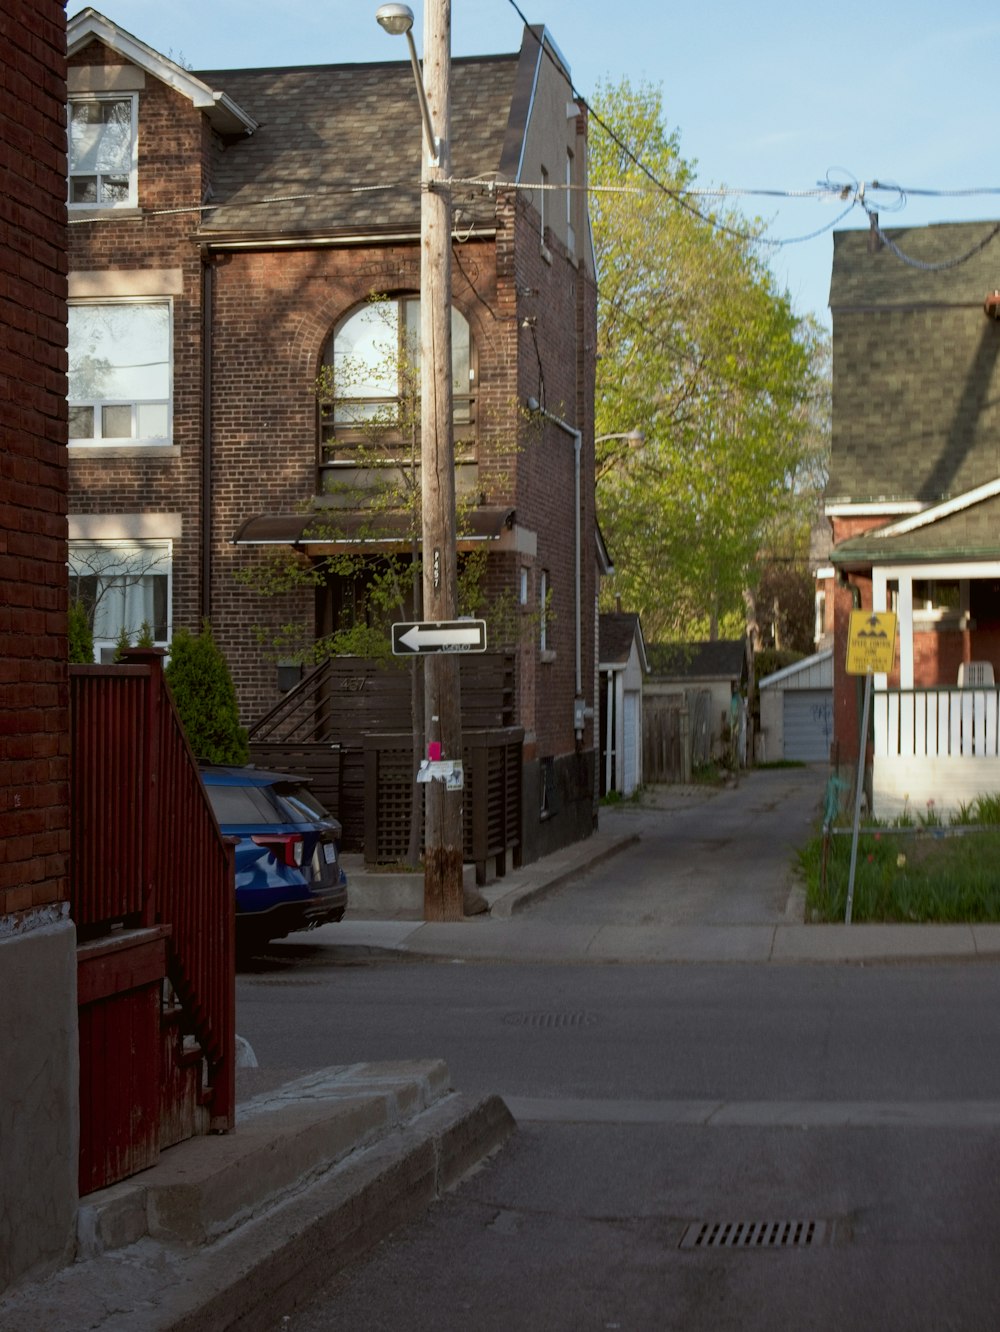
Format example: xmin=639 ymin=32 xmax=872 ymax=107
xmin=758 ymin=649 xmax=833 ymax=691
xmin=67 ymin=8 xmax=257 ymax=136
xmin=646 ymin=640 xmax=748 ymax=682
xmin=193 ymin=54 xmax=521 ymax=238
xmin=830 ymin=221 xmax=1000 ymax=310
xmin=599 ymin=613 xmax=648 ymax=672
xmin=831 ymin=478 xmax=1000 ymax=566
xmin=827 ymin=221 xmax=1000 ymax=508
xmin=68 ymin=12 xmax=582 ymax=249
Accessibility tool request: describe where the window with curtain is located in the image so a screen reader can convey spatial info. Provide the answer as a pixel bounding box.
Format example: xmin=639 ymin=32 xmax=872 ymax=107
xmin=69 ymin=541 xmax=171 ymax=661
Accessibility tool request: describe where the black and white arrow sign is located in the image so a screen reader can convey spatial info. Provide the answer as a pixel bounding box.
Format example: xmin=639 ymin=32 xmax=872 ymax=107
xmin=391 ymin=619 xmax=487 ymax=655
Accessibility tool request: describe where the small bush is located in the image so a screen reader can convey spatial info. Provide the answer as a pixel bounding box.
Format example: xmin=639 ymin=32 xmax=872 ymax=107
xmin=165 ymin=620 xmax=249 ymax=765
xmin=68 ymin=600 xmax=94 ymax=663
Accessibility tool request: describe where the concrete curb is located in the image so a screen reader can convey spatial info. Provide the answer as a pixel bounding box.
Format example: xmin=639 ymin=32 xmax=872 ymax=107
xmin=0 ymin=1075 xmax=516 ymax=1332
xmin=486 ymin=832 xmax=642 ymax=918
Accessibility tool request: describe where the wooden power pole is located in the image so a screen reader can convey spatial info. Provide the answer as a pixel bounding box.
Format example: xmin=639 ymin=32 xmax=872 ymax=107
xmin=419 ymin=0 xmax=464 ymax=920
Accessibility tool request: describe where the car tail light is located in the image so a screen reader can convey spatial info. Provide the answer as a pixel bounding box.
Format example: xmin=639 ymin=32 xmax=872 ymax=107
xmin=251 ymin=833 xmax=304 ymax=867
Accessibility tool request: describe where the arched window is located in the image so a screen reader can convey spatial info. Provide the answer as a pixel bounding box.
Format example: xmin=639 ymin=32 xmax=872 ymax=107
xmin=319 ymin=296 xmax=476 ymax=485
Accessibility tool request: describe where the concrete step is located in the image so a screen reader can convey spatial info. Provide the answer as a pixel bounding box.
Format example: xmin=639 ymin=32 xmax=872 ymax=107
xmin=0 ymin=1062 xmax=516 ymax=1332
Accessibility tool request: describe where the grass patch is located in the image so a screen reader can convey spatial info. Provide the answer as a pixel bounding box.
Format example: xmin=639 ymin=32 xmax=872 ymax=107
xmin=800 ymin=826 xmax=1000 ymax=922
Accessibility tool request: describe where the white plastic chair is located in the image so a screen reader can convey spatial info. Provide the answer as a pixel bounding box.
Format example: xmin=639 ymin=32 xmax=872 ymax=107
xmin=958 ymin=661 xmax=995 ymax=687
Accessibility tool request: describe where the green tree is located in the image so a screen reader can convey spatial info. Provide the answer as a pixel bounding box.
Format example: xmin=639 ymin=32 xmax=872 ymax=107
xmin=590 ymin=79 xmax=829 ymax=641
xmin=164 ymin=620 xmax=249 ymax=765
xmin=68 ymin=599 xmax=94 ymax=663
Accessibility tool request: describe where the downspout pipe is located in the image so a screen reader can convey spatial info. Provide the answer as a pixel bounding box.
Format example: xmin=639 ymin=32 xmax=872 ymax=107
xmin=201 ymin=254 xmax=214 ymax=621
xmin=526 ymin=397 xmax=585 ymax=737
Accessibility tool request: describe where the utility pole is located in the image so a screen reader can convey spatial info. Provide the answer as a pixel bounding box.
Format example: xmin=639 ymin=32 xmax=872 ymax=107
xmin=419 ymin=0 xmax=463 ymax=920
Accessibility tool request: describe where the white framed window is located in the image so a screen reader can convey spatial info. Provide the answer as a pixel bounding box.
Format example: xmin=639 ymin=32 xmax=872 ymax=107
xmin=68 ymin=301 xmax=172 ymax=445
xmin=519 ymin=567 xmax=529 ymax=606
xmin=68 ymin=94 xmax=138 ymax=208
xmin=320 ymin=296 xmax=476 ymax=481
xmin=69 ymin=539 xmax=172 ymax=662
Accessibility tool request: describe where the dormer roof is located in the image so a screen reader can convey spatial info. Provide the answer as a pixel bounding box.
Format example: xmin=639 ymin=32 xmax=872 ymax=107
xmin=67 ymin=7 xmax=258 ymax=136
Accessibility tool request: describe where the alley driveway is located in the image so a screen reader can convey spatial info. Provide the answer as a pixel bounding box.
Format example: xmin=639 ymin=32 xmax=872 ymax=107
xmin=527 ymin=765 xmax=827 ymax=928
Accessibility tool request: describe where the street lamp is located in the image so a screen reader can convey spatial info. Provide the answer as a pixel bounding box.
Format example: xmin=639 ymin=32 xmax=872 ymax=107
xmin=595 ymin=428 xmax=646 ymax=480
xmin=375 ymin=4 xmax=440 ymax=164
xmin=377 ymin=1 xmax=464 ymax=921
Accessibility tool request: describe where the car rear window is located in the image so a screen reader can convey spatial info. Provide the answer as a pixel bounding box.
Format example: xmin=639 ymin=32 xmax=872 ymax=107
xmin=204 ymin=783 xmax=286 ymax=826
xmin=275 ymin=783 xmax=328 ymax=823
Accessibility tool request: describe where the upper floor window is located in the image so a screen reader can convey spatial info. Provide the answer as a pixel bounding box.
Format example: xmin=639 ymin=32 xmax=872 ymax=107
xmin=319 ymin=296 xmax=476 ymax=476
xmin=68 ymin=95 xmax=137 ymax=208
xmin=68 ymin=301 xmax=172 ymax=446
xmin=69 ymin=539 xmax=171 ymax=661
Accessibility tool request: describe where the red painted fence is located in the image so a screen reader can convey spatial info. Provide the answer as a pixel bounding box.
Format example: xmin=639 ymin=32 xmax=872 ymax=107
xmin=70 ymin=649 xmax=235 ymax=1193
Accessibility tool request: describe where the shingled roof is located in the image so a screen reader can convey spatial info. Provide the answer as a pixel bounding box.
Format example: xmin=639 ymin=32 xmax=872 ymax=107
xmin=646 ymin=640 xmax=748 ymax=682
xmin=599 ymin=612 xmax=648 ymax=671
xmin=194 ymin=52 xmax=523 ymax=239
xmin=828 ymin=221 xmax=1000 ymax=506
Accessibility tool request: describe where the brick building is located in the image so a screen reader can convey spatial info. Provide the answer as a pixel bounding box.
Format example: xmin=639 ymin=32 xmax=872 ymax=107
xmin=66 ymin=7 xmax=599 ymax=862
xmin=0 ymin=0 xmax=77 ymax=1293
xmin=825 ymin=220 xmax=1000 ymax=817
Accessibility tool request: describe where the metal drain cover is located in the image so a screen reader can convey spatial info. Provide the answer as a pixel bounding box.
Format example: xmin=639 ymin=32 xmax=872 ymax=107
xmin=503 ymin=1011 xmax=600 ymax=1029
xmin=680 ymin=1219 xmax=828 ymax=1250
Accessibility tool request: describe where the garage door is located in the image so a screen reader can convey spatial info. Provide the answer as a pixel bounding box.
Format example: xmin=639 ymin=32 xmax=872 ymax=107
xmin=783 ymin=690 xmax=833 ymax=762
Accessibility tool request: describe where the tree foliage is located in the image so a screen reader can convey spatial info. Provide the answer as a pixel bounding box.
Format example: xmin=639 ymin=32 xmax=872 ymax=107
xmin=590 ymin=80 xmax=830 ymax=641
xmin=68 ymin=599 xmax=94 ymax=663
xmin=164 ymin=620 xmax=249 ymax=765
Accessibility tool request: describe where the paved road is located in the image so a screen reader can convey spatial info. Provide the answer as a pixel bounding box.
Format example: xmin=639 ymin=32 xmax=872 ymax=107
xmin=526 ymin=765 xmax=827 ymax=926
xmin=232 ymin=768 xmax=1000 ymax=1330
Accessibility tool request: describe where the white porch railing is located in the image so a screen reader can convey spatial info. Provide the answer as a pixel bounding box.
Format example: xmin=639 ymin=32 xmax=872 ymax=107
xmin=871 ymin=687 xmax=1000 ymax=820
xmin=873 ymin=687 xmax=1000 ymax=759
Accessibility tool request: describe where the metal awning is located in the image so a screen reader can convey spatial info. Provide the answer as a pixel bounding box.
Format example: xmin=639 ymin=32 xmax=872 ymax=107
xmin=231 ymin=507 xmax=516 ymax=551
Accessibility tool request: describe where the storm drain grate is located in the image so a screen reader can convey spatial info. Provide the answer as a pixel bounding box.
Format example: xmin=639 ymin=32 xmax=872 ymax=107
xmin=680 ymin=1219 xmax=828 ymax=1250
xmin=503 ymin=1011 xmax=600 ymax=1029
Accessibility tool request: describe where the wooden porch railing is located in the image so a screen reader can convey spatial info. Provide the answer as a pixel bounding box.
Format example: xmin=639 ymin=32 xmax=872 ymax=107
xmin=873 ymin=687 xmax=1000 ymax=759
xmin=71 ymin=649 xmax=235 ymax=1191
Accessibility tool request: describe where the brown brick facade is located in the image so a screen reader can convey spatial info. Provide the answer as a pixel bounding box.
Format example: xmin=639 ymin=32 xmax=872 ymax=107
xmin=66 ymin=28 xmax=598 ymax=857
xmin=1 ymin=0 xmax=69 ymax=919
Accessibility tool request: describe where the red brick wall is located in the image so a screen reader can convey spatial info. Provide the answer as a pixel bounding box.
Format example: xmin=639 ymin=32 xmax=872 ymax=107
xmin=0 ymin=0 xmax=69 ymax=918
xmin=65 ymin=46 xmax=598 ymax=777
xmin=67 ymin=43 xmax=208 ymax=629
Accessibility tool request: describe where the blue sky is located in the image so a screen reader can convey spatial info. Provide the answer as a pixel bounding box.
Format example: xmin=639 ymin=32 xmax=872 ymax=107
xmin=102 ymin=1 xmax=999 ymax=329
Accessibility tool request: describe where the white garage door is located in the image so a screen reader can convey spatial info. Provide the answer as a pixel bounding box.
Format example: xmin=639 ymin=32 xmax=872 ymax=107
xmin=783 ymin=690 xmax=833 ymax=762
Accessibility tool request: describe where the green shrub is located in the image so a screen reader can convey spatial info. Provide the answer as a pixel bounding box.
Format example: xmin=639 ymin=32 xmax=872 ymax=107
xmin=164 ymin=620 xmax=249 ymax=765
xmin=68 ymin=600 xmax=94 ymax=663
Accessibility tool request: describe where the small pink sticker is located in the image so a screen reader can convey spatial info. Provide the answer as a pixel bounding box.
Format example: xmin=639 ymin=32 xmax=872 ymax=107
xmin=427 ymin=741 xmax=442 ymax=762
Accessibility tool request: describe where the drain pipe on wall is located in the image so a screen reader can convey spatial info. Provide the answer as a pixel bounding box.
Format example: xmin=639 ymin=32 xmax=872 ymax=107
xmin=526 ymin=397 xmax=587 ymax=739
xmin=200 ymin=253 xmax=215 ymax=622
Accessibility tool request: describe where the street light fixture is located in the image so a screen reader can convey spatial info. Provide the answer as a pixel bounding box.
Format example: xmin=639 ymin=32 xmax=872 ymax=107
xmin=376 ymin=0 xmax=463 ymax=920
xmin=375 ymin=3 xmax=441 ymax=164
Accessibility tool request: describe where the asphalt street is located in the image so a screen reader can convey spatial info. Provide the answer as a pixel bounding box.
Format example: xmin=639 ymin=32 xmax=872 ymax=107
xmin=228 ymin=767 xmax=1000 ymax=1331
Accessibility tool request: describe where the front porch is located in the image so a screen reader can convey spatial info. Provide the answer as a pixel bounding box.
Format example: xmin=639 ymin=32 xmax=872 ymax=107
xmin=873 ymin=684 xmax=1000 ymax=819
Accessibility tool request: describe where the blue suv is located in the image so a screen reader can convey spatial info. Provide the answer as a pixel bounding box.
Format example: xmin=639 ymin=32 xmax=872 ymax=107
xmin=200 ymin=765 xmax=348 ymax=948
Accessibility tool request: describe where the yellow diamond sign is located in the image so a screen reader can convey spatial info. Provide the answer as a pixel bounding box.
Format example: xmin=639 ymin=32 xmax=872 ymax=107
xmin=846 ymin=609 xmax=897 ymax=676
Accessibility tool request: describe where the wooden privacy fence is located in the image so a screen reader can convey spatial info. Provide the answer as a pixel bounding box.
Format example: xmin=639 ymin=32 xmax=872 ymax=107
xmin=71 ymin=649 xmax=235 ymax=1195
xmin=249 ymin=653 xmax=518 ymax=860
xmin=364 ymin=728 xmax=523 ymax=882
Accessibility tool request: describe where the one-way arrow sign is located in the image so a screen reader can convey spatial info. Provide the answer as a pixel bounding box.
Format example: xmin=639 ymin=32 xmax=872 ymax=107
xmin=391 ymin=619 xmax=488 ymax=655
